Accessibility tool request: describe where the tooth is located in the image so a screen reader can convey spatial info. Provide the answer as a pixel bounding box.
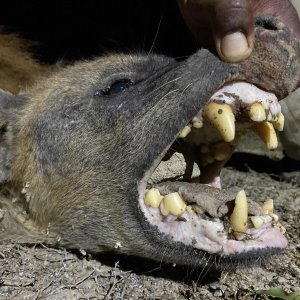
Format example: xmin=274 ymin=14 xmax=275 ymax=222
xmin=270 ymin=213 xmax=279 ymax=222
xmin=160 ymin=192 xmax=187 ymax=216
xmin=192 ymin=112 xmax=203 ymax=123
xmin=203 ymin=102 xmax=235 ymax=142
xmin=273 ymin=112 xmax=285 ymax=132
xmin=201 ymin=153 xmax=215 ymax=166
xmin=252 ymin=121 xmax=278 ymax=150
xmin=200 ymin=144 xmax=210 ymax=153
xmin=230 ymin=190 xmax=248 ymax=237
xmin=192 ymin=120 xmax=203 ymax=128
xmin=248 ymin=103 xmax=266 ymax=122
xmin=261 ymin=199 xmax=274 ymax=214
xmin=261 ymin=215 xmax=272 ymax=223
xmin=250 ymin=215 xmax=273 ymax=229
xmin=204 ymin=153 xmax=215 ymax=164
xmin=186 ymin=205 xmax=196 ymax=216
xmin=178 ymin=125 xmax=191 ymax=138
xmin=191 ymin=204 xmax=205 ymax=215
xmin=275 ymin=222 xmax=286 ymax=234
xmin=213 ymin=142 xmax=232 ymax=161
xmin=250 ymin=216 xmax=264 ymax=229
xmin=266 ymin=111 xmax=274 ymax=121
xmin=144 ymin=188 xmax=163 ymax=208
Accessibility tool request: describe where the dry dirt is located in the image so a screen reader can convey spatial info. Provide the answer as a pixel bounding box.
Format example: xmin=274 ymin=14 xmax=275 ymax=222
xmin=0 ymin=134 xmax=299 ymax=299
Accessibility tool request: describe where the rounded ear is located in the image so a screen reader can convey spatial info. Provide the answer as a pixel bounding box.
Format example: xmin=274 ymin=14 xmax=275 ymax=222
xmin=0 ymin=89 xmax=24 ymax=183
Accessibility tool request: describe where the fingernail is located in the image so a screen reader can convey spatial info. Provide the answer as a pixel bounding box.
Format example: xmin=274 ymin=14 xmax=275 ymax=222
xmin=220 ymin=32 xmax=250 ymax=62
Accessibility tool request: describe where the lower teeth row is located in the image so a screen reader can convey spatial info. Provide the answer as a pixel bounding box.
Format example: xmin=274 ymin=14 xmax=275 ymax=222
xmin=144 ymin=188 xmax=286 ymax=237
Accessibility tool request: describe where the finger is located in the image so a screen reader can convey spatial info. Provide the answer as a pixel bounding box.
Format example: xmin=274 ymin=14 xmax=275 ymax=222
xmin=177 ymin=0 xmax=218 ymax=48
xmin=213 ymin=0 xmax=255 ymax=63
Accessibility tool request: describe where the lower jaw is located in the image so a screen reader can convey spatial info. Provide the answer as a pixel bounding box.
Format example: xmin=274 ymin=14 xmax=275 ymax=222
xmin=142 ymin=203 xmax=287 ymax=256
xmin=139 ymin=81 xmax=288 ymax=257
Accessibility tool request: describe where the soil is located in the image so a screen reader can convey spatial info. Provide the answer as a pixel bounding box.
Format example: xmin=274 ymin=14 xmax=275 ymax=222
xmin=0 ymin=134 xmax=299 ymax=299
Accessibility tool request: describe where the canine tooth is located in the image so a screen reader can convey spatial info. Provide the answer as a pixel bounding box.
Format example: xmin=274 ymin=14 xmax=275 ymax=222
xmin=248 ymin=103 xmax=266 ymax=122
xmin=250 ymin=216 xmax=264 ymax=229
xmin=261 ymin=199 xmax=274 ymax=214
xmin=178 ymin=125 xmax=191 ymax=138
xmin=252 ymin=121 xmax=278 ymax=150
xmin=203 ymin=102 xmax=235 ymax=142
xmin=160 ymin=192 xmax=187 ymax=216
xmin=213 ymin=142 xmax=231 ymax=161
xmin=273 ymin=112 xmax=285 ymax=132
xmin=230 ymin=190 xmax=248 ymax=237
xmin=192 ymin=120 xmax=203 ymax=128
xmin=144 ymin=188 xmax=163 ymax=208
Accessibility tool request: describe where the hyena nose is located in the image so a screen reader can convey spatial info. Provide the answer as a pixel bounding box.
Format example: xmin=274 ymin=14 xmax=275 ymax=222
xmin=255 ymin=15 xmax=300 ymax=90
xmin=255 ymin=15 xmax=285 ymax=33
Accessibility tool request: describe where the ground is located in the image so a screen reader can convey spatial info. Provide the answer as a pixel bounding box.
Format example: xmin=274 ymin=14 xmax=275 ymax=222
xmin=0 ymin=134 xmax=299 ymax=299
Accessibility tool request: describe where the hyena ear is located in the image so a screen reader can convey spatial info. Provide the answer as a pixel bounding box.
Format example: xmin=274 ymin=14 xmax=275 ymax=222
xmin=0 ymin=89 xmax=24 ymax=183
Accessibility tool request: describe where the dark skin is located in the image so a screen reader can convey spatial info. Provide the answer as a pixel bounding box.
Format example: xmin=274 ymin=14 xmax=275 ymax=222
xmin=178 ymin=0 xmax=300 ymax=62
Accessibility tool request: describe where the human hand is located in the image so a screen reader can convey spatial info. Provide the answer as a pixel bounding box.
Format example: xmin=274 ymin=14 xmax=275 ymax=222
xmin=178 ymin=0 xmax=300 ymax=62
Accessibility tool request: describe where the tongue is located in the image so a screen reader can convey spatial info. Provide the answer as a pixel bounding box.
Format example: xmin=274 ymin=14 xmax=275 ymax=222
xmin=152 ymin=181 xmax=263 ymax=218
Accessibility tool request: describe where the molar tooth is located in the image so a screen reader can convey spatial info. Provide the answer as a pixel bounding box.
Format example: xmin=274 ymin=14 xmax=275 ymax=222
xmin=201 ymin=153 xmax=215 ymax=166
xmin=273 ymin=112 xmax=285 ymax=132
xmin=192 ymin=120 xmax=203 ymax=128
xmin=261 ymin=199 xmax=274 ymax=214
xmin=250 ymin=215 xmax=272 ymax=229
xmin=203 ymin=102 xmax=235 ymax=142
xmin=213 ymin=142 xmax=232 ymax=161
xmin=186 ymin=205 xmax=196 ymax=216
xmin=248 ymin=102 xmax=266 ymax=122
xmin=144 ymin=188 xmax=163 ymax=208
xmin=261 ymin=215 xmax=272 ymax=223
xmin=178 ymin=125 xmax=191 ymax=138
xmin=160 ymin=192 xmax=187 ymax=217
xmin=252 ymin=121 xmax=278 ymax=150
xmin=205 ymin=153 xmax=215 ymax=164
xmin=200 ymin=144 xmax=210 ymax=153
xmin=191 ymin=204 xmax=205 ymax=215
xmin=230 ymin=190 xmax=248 ymax=237
xmin=250 ymin=216 xmax=264 ymax=229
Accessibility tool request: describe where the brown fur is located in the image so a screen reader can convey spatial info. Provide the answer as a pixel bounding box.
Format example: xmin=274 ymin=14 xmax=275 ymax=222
xmin=0 ymin=31 xmax=48 ymax=94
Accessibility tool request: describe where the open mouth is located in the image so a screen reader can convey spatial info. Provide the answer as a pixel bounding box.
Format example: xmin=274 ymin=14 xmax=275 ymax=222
xmin=139 ymin=81 xmax=287 ymax=256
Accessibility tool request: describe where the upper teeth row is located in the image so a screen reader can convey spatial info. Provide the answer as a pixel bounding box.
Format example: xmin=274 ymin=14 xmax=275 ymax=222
xmin=178 ymin=97 xmax=284 ymax=151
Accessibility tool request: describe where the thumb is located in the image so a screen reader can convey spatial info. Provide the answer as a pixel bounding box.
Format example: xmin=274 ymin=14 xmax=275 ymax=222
xmin=213 ymin=0 xmax=255 ymax=63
